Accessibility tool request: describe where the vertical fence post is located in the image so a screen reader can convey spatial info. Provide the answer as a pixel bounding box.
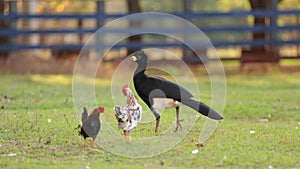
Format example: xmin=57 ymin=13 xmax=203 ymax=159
xmin=96 ymin=0 xmax=105 ymax=28
xmin=0 ymin=0 xmax=9 ymax=59
xmin=296 ymin=15 xmax=300 ymax=57
xmin=126 ymin=0 xmax=142 ymax=55
xmin=95 ymin=0 xmax=105 ymax=60
xmin=269 ymin=0 xmax=279 ymax=60
xmin=182 ymin=0 xmax=192 ymax=61
xmin=8 ymin=0 xmax=17 ymax=47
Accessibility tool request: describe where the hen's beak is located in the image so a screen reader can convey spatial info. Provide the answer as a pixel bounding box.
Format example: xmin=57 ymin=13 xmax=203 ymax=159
xmin=130 ymin=55 xmax=137 ymax=62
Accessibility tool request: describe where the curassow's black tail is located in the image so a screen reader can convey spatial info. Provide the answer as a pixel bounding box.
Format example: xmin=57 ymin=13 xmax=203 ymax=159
xmin=181 ymin=98 xmax=223 ymax=120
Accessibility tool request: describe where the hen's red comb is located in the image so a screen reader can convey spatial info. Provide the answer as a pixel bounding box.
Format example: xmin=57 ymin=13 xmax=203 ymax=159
xmin=122 ymin=84 xmax=129 ymax=96
xmin=122 ymin=84 xmax=129 ymax=90
xmin=98 ymin=106 xmax=105 ymax=113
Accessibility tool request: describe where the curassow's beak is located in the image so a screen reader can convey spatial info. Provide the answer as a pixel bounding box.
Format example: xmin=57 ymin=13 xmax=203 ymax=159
xmin=130 ymin=55 xmax=137 ymax=62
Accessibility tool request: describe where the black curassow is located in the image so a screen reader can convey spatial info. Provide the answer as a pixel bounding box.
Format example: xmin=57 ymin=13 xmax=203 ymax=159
xmin=130 ymin=51 xmax=223 ymax=133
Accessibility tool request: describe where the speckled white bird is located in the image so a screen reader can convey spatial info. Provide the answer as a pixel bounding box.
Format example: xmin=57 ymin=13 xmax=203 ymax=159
xmin=114 ymin=84 xmax=142 ymax=143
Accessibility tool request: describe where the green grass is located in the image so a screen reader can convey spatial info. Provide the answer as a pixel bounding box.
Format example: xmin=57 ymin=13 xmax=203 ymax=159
xmin=0 ymin=71 xmax=299 ymax=169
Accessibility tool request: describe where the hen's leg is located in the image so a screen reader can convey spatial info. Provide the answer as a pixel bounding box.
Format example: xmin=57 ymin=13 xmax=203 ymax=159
xmin=83 ymin=138 xmax=88 ymax=147
xmin=124 ymin=131 xmax=131 ymax=144
xmin=174 ymin=106 xmax=182 ymax=132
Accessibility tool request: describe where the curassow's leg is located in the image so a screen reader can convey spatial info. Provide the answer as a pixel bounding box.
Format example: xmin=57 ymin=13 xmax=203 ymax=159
xmin=151 ymin=108 xmax=161 ymax=133
xmin=155 ymin=117 xmax=160 ymax=133
xmin=92 ymin=139 xmax=97 ymax=148
xmin=174 ymin=106 xmax=182 ymax=132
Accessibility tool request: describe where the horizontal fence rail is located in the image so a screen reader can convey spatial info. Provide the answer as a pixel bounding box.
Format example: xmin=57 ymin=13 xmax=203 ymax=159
xmin=1 ymin=9 xmax=300 ymax=20
xmin=1 ymin=39 xmax=300 ymax=51
xmin=1 ymin=24 xmax=300 ymax=36
xmin=0 ymin=9 xmax=300 ymax=60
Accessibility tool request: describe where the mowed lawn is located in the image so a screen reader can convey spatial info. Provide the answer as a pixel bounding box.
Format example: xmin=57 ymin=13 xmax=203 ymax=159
xmin=0 ymin=71 xmax=299 ymax=169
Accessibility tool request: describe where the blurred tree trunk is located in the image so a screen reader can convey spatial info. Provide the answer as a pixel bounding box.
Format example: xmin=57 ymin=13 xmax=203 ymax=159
xmin=20 ymin=0 xmax=39 ymax=47
xmin=126 ymin=0 xmax=141 ymax=55
xmin=182 ymin=0 xmax=207 ymax=64
xmin=249 ymin=0 xmax=268 ymax=52
xmin=248 ymin=0 xmax=281 ymax=52
xmin=0 ymin=0 xmax=8 ymax=60
xmin=241 ymin=0 xmax=281 ymax=66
